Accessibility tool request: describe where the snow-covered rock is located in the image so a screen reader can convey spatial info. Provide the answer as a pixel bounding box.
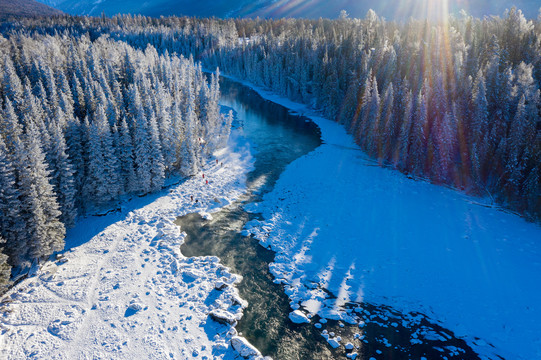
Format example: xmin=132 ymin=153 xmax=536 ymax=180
xmin=289 ymin=309 xmax=310 ymax=324
xmin=128 ymin=302 xmax=143 ymax=311
xmin=209 ymin=309 xmax=238 ymax=325
xmin=231 ymin=336 xmax=262 ymax=358
xmin=215 ymin=280 xmax=228 ymax=290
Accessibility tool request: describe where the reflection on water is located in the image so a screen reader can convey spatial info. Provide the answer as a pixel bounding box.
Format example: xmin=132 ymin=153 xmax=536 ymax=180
xmin=177 ymin=78 xmax=480 ymax=359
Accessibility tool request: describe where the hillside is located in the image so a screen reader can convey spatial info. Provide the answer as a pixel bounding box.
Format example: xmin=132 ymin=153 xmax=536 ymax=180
xmin=38 ymin=0 xmax=271 ymax=18
xmin=0 ymin=0 xmax=62 ymax=19
xmin=36 ymin=0 xmax=539 ymax=19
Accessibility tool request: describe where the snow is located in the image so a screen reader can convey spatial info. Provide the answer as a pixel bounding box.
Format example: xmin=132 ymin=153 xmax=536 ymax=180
xmin=230 ymin=336 xmax=262 ymax=358
xmin=0 ymin=132 xmax=258 ymax=359
xmin=236 ymin=78 xmax=541 ymax=360
xmin=288 ymin=309 xmax=310 ymax=324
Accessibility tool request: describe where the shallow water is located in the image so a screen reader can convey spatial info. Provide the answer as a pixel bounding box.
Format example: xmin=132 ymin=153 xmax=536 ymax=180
xmin=177 ymin=78 xmax=481 ymax=359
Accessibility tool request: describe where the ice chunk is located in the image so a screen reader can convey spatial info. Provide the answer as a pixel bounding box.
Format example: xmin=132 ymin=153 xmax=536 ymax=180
xmin=209 ymin=309 xmax=237 ymax=325
xmin=327 ymin=337 xmax=340 ymax=348
xmin=289 ymin=310 xmax=310 ymax=324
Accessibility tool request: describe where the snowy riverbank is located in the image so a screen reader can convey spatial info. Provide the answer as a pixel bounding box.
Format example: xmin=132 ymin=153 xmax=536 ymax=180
xmin=0 ymin=131 xmax=263 ymax=359
xmin=237 ymin=79 xmax=541 ymax=360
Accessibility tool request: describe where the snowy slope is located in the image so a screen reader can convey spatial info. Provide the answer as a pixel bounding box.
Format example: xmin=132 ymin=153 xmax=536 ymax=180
xmin=41 ymin=0 xmax=272 ymax=17
xmin=241 ymin=83 xmax=541 ymax=360
xmin=0 ymin=0 xmax=62 ymax=18
xmin=0 ymin=132 xmax=262 ymax=359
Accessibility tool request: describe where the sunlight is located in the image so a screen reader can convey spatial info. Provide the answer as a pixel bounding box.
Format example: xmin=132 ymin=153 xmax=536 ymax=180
xmin=391 ymin=0 xmax=451 ymax=22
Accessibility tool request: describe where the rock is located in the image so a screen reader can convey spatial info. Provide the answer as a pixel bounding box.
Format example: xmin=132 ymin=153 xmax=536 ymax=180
xmin=230 ymin=336 xmax=261 ymax=358
xmin=128 ymin=303 xmax=143 ymax=311
xmin=215 ymin=280 xmax=228 ymax=290
xmin=345 ymin=343 xmax=354 ymax=350
xmin=346 ymin=353 xmax=358 ymax=359
xmin=289 ymin=310 xmax=310 ymax=324
xmin=209 ymin=309 xmax=237 ymax=325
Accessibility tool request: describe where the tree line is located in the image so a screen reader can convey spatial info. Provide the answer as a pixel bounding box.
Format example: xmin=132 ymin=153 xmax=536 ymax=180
xmin=0 ymin=30 xmax=231 ymax=290
xmin=10 ymin=10 xmax=536 ymax=219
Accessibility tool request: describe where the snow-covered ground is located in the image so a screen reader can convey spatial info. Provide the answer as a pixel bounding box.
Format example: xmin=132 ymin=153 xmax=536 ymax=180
xmin=238 ymin=82 xmax=541 ymax=360
xmin=0 ymin=132 xmax=263 ymax=359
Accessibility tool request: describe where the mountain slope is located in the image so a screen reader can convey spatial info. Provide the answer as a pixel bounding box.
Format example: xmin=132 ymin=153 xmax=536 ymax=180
xmin=37 ymin=0 xmax=539 ymax=19
xmin=0 ymin=0 xmax=62 ymax=19
xmin=42 ymin=0 xmax=272 ymax=18
xmin=248 ymin=0 xmax=540 ymax=20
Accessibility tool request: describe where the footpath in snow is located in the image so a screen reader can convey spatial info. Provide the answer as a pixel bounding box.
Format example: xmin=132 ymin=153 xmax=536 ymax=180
xmin=0 ymin=131 xmax=263 ymax=360
xmin=239 ymin=81 xmax=541 ymax=360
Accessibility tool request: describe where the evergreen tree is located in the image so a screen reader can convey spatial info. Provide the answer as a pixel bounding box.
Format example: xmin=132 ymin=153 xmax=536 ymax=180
xmin=0 ymin=137 xmax=25 ymax=265
xmin=18 ymin=122 xmax=65 ymax=261
xmin=48 ymin=122 xmax=77 ymax=227
xmin=2 ymin=57 xmax=24 ymax=111
xmin=116 ymin=118 xmax=137 ymax=194
xmin=0 ymin=235 xmax=11 ymax=295
xmin=180 ymin=87 xmax=200 ymax=177
xmin=84 ymin=105 xmax=120 ymax=208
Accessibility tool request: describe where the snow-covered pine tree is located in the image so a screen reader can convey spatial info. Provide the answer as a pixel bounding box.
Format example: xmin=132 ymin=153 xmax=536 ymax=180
xmin=154 ymin=85 xmax=176 ymax=172
xmin=396 ymin=89 xmax=413 ymax=169
xmin=410 ymin=89 xmax=428 ymax=176
xmin=47 ymin=121 xmax=77 ymax=227
xmin=116 ymin=118 xmax=137 ymax=194
xmin=84 ymin=105 xmax=120 ymax=209
xmin=64 ymin=114 xmax=85 ymax=211
xmin=471 ymin=70 xmax=490 ymax=183
xmin=180 ymin=85 xmax=200 ymax=177
xmin=147 ymin=112 xmax=166 ymax=191
xmin=0 ymin=137 xmax=25 ymax=265
xmin=170 ymin=102 xmax=185 ymax=172
xmin=0 ymin=236 xmax=11 ymax=295
xmin=2 ymin=57 xmax=24 ymax=111
xmin=17 ymin=122 xmax=65 ymax=261
xmin=130 ymin=84 xmax=154 ymax=194
xmin=1 ymin=98 xmax=23 ymax=154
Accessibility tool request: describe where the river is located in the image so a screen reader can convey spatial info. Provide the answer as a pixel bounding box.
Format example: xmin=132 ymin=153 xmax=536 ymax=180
xmin=176 ymin=78 xmax=480 ymax=359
